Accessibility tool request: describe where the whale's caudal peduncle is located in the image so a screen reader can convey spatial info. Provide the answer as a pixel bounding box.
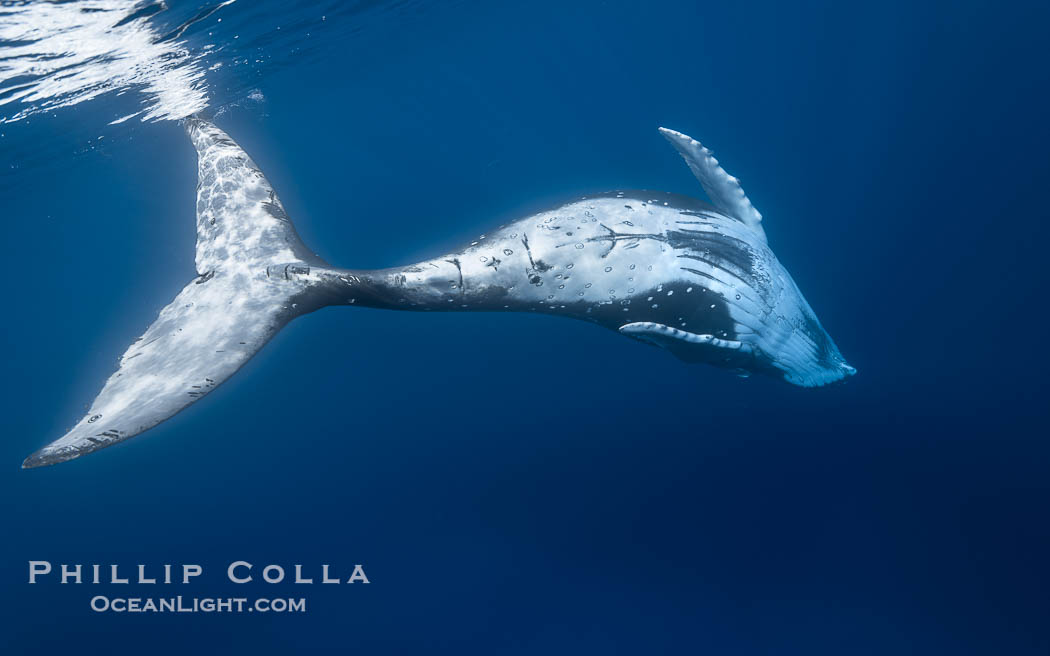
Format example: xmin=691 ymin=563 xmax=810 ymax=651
xmin=21 ymin=119 xmax=855 ymax=468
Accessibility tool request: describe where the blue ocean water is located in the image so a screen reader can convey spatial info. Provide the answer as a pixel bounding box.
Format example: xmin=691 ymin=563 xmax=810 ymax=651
xmin=2 ymin=0 xmax=1048 ymax=653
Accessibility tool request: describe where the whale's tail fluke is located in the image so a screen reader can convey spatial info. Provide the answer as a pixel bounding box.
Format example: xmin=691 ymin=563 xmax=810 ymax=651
xmin=22 ymin=119 xmax=321 ymax=468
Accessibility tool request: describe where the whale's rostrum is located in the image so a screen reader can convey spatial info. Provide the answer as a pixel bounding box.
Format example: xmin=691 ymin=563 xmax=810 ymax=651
xmin=22 ymin=119 xmax=854 ymax=468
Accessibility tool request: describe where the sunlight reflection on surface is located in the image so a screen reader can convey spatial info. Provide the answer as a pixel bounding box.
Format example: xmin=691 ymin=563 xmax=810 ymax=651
xmin=0 ymin=0 xmax=236 ymax=124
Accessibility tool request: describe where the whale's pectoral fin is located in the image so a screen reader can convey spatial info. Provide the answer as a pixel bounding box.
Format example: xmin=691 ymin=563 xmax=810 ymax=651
xmin=658 ymin=127 xmax=766 ymax=244
xmin=619 ymin=321 xmax=753 ymax=364
xmin=23 ymin=118 xmax=317 ymax=468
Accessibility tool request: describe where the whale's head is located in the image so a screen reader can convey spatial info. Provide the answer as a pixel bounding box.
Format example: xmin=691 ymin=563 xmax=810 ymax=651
xmin=725 ymin=243 xmax=856 ymax=387
xmin=649 ymin=127 xmax=856 ymax=387
xmin=618 ymin=220 xmax=855 ymax=388
xmin=755 ymin=279 xmax=857 ymax=388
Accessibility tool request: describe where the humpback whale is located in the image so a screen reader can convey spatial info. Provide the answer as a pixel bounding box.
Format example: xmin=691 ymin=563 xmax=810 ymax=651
xmin=22 ymin=119 xmax=855 ymax=468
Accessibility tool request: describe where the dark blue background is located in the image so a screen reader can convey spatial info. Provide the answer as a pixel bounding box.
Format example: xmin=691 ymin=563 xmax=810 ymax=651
xmin=2 ymin=1 xmax=1048 ymax=653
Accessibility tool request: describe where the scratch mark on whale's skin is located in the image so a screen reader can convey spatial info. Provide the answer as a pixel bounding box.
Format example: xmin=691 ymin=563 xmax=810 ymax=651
xmin=22 ymin=119 xmax=855 ymax=469
xmin=445 ymin=257 xmax=464 ymax=293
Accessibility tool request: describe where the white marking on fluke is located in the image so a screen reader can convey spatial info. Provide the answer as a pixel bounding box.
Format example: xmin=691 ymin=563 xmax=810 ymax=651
xmin=23 ymin=119 xmax=320 ymax=468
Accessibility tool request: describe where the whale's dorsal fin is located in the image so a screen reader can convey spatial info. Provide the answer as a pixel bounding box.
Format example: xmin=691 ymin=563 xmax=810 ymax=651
xmin=22 ymin=119 xmax=317 ymax=468
xmin=658 ymin=128 xmax=766 ymax=244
